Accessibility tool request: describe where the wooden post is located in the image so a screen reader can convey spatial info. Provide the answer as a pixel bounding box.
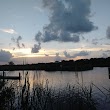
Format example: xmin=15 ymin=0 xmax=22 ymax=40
xmin=3 ymin=71 xmax=5 ymax=77
xmin=3 ymin=71 xmax=5 ymax=82
xmin=19 ymin=72 xmax=21 ymax=79
xmin=108 ymin=68 xmax=110 ymax=79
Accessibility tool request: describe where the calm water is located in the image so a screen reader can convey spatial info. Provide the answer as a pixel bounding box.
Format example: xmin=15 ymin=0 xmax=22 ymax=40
xmin=0 ymin=67 xmax=110 ymax=89
xmin=0 ymin=67 xmax=110 ymax=110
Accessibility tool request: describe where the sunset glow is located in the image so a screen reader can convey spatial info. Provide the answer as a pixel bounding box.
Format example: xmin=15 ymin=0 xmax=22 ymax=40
xmin=0 ymin=0 xmax=110 ymax=64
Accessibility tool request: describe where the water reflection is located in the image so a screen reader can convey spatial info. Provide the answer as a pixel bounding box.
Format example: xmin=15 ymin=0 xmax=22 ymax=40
xmin=0 ymin=67 xmax=110 ymax=110
xmin=0 ymin=67 xmax=110 ymax=90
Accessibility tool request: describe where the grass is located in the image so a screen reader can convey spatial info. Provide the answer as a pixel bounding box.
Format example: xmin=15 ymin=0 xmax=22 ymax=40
xmin=0 ymin=75 xmax=98 ymax=110
xmin=2 ymin=71 xmax=110 ymax=110
xmin=0 ymin=79 xmax=15 ymax=110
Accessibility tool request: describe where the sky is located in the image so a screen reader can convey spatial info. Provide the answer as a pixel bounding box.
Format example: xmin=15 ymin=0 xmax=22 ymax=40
xmin=0 ymin=0 xmax=110 ymax=65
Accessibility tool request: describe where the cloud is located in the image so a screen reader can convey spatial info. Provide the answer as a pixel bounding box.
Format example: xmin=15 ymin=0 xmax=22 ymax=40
xmin=64 ymin=51 xmax=89 ymax=58
xmin=35 ymin=31 xmax=42 ymax=42
xmin=105 ymin=43 xmax=110 ymax=45
xmin=35 ymin=0 xmax=97 ymax=42
xmin=31 ymin=43 xmax=41 ymax=53
xmin=45 ymin=54 xmax=49 ymax=56
xmin=55 ymin=53 xmax=62 ymax=61
xmin=76 ymin=51 xmax=90 ymax=57
xmin=105 ymin=50 xmax=110 ymax=53
xmin=64 ymin=51 xmax=74 ymax=58
xmin=16 ymin=36 xmax=22 ymax=48
xmin=106 ymin=26 xmax=110 ymax=39
xmin=102 ymin=53 xmax=108 ymax=58
xmin=11 ymin=37 xmax=16 ymax=42
xmin=0 ymin=50 xmax=13 ymax=62
xmin=13 ymin=47 xmax=15 ymax=50
xmin=92 ymin=38 xmax=98 ymax=45
xmin=22 ymin=43 xmax=25 ymax=48
xmin=0 ymin=28 xmax=17 ymax=34
xmin=44 ymin=50 xmax=49 ymax=56
xmin=11 ymin=36 xmax=24 ymax=48
xmin=82 ymin=36 xmax=85 ymax=40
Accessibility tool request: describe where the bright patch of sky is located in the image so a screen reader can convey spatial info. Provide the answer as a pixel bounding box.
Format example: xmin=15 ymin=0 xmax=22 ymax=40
xmin=0 ymin=0 xmax=110 ymax=64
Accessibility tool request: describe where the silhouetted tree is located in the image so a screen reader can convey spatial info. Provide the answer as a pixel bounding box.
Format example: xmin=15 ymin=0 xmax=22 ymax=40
xmin=8 ymin=61 xmax=14 ymax=65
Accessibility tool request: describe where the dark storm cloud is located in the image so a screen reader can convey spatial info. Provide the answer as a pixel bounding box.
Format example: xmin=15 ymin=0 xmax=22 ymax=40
xmin=35 ymin=0 xmax=97 ymax=42
xmin=64 ymin=51 xmax=89 ymax=58
xmin=0 ymin=50 xmax=13 ymax=62
xmin=106 ymin=26 xmax=110 ymax=39
xmin=31 ymin=43 xmax=41 ymax=53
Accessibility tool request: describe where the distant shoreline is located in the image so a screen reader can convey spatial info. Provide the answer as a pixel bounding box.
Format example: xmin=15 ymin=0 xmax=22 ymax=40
xmin=0 ymin=57 xmax=110 ymax=71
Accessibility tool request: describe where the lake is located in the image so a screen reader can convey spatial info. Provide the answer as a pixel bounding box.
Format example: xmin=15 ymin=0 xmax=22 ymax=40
xmin=1 ymin=67 xmax=109 ymax=89
xmin=0 ymin=67 xmax=110 ymax=110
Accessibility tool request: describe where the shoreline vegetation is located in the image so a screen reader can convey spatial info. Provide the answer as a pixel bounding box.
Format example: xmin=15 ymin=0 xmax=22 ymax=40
xmin=0 ymin=72 xmax=110 ymax=110
xmin=0 ymin=74 xmax=109 ymax=110
xmin=0 ymin=67 xmax=110 ymax=109
xmin=0 ymin=57 xmax=110 ymax=71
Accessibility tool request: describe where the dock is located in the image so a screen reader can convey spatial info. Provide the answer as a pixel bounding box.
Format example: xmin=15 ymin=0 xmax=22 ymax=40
xmin=0 ymin=72 xmax=21 ymax=80
xmin=0 ymin=76 xmax=21 ymax=80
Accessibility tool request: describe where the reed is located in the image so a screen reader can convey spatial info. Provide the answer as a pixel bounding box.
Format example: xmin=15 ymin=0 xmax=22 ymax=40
xmin=0 ymin=79 xmax=15 ymax=110
xmin=0 ymin=76 xmax=98 ymax=110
